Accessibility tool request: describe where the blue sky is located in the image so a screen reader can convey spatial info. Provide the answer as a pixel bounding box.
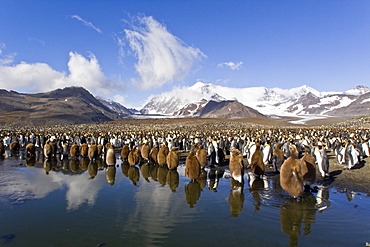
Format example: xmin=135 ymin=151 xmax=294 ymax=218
xmin=0 ymin=0 xmax=369 ymax=108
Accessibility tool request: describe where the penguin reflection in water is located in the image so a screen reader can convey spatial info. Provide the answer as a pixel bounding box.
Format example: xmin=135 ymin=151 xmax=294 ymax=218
xmin=228 ymin=179 xmax=245 ymax=218
xmin=185 ymin=180 xmax=201 ymax=208
xmin=280 ymin=194 xmax=318 ymax=246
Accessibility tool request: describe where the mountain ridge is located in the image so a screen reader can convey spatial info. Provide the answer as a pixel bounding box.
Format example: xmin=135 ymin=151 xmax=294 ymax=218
xmin=141 ymin=82 xmax=370 ymax=118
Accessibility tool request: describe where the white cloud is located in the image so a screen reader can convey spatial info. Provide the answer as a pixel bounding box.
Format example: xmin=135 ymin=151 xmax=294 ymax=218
xmin=0 ymin=51 xmax=121 ymax=96
xmin=112 ymin=94 xmax=127 ymax=106
xmin=28 ymin=37 xmax=46 ymax=46
xmin=0 ymin=43 xmax=16 ymax=65
xmin=71 ymin=15 xmax=102 ymax=33
xmin=217 ymin=61 xmax=243 ymax=70
xmin=121 ymin=15 xmax=206 ymax=90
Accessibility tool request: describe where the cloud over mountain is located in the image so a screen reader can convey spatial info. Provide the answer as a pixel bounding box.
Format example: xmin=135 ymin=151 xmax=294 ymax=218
xmin=0 ymin=51 xmax=120 ymax=96
xmin=121 ymin=15 xmax=206 ymax=90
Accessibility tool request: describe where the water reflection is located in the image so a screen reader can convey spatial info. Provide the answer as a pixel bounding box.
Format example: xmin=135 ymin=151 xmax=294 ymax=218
xmin=0 ymin=152 xmax=366 ymax=247
xmin=207 ymin=167 xmax=224 ymax=192
xmin=128 ymin=165 xmax=140 ymax=186
xmin=185 ymin=180 xmax=201 ymax=208
xmin=166 ymin=169 xmax=179 ymax=192
xmin=105 ymin=165 xmax=116 ymax=185
xmin=88 ymin=161 xmax=98 ymax=179
xmin=228 ymin=179 xmax=245 ymax=218
xmin=280 ymin=186 xmax=330 ymax=247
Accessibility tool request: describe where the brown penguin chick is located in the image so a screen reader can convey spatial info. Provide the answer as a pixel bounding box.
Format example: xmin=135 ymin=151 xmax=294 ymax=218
xmin=185 ymin=151 xmax=201 ymax=180
xmin=272 ymin=143 xmax=285 ymax=173
xmin=149 ymin=145 xmax=159 ymax=164
xmin=88 ymin=143 xmax=98 ymax=160
xmin=105 ymin=143 xmax=116 ymax=166
xmin=26 ymin=143 xmax=36 ymax=156
xmin=128 ymin=146 xmax=140 ymax=166
xmin=0 ymin=142 xmax=5 ymax=156
xmin=97 ymin=144 xmax=104 ymax=158
xmin=196 ymin=145 xmax=208 ymax=169
xmin=280 ymin=144 xmax=304 ymax=198
xmin=121 ymin=144 xmax=130 ymax=161
xmin=10 ymin=141 xmax=20 ymax=152
xmin=140 ymin=142 xmax=150 ymax=161
xmin=247 ymin=142 xmax=265 ymax=176
xmin=49 ymin=139 xmax=58 ymax=157
xmin=80 ymin=143 xmax=88 ymax=157
xmin=300 ymin=146 xmax=316 ymax=191
xmin=166 ymin=147 xmax=179 ymax=170
xmin=70 ymin=143 xmax=80 ymax=157
xmin=229 ymin=148 xmax=244 ymax=184
xmin=157 ymin=143 xmax=169 ymax=166
xmin=44 ymin=141 xmax=52 ymax=158
xmin=61 ymin=143 xmax=69 ymax=159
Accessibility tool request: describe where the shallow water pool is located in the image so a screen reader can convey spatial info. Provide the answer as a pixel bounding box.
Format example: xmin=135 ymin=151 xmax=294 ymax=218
xmin=0 ymin=151 xmax=369 ymax=247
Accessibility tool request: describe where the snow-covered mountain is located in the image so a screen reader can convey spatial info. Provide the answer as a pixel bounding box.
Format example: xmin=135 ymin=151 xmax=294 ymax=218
xmin=96 ymin=96 xmax=133 ymax=116
xmin=140 ymin=82 xmax=370 ymax=118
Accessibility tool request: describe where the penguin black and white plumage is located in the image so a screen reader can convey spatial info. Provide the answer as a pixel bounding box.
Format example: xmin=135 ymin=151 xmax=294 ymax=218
xmin=333 ymin=139 xmax=345 ymax=164
xmin=262 ymin=141 xmax=272 ymax=165
xmin=344 ymin=142 xmax=360 ymax=170
xmin=272 ymin=143 xmax=285 ymax=173
xmin=246 ymin=141 xmax=257 ymax=165
xmin=300 ymin=145 xmax=316 ymax=191
xmin=360 ymin=139 xmax=370 ymax=158
xmin=314 ymin=144 xmax=330 ymax=177
xmin=280 ymin=144 xmax=304 ymax=198
xmin=247 ymin=142 xmax=264 ymax=177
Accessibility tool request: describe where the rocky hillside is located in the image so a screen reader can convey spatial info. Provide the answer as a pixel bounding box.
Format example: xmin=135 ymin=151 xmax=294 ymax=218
xmin=175 ymin=100 xmax=266 ymax=119
xmin=0 ymin=87 xmax=122 ymax=126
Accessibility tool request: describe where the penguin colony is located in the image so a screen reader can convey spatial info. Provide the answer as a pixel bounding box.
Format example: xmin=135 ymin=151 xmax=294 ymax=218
xmin=0 ymin=120 xmax=368 ymax=198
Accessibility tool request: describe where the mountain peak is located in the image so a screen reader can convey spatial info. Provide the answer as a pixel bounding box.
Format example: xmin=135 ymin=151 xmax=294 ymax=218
xmin=344 ymin=85 xmax=370 ymax=95
xmin=190 ymin=81 xmax=208 ymax=89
